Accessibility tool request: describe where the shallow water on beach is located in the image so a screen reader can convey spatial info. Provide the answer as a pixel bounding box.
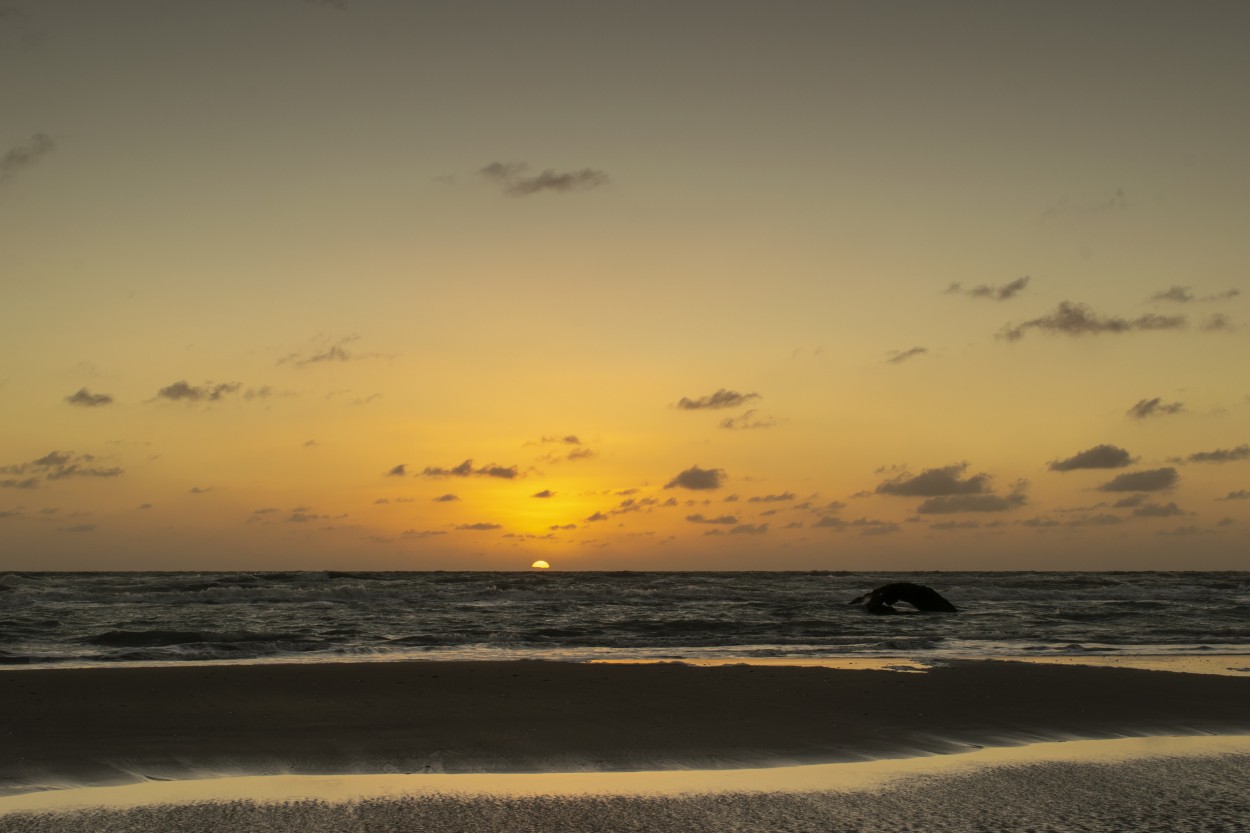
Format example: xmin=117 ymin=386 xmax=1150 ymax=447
xmin=3 ymin=736 xmax=1248 ymax=832
xmin=3 ymin=570 xmax=1248 ymax=668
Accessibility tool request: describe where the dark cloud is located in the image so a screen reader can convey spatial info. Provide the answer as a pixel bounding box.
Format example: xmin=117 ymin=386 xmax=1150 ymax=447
xmin=729 ymin=523 xmax=769 ymax=535
xmin=685 ymin=513 xmax=738 ymax=525
xmin=812 ymin=516 xmax=845 ymax=528
xmin=719 ymin=410 xmax=778 ymax=430
xmin=530 ymin=435 xmax=582 ymax=446
xmin=1113 ymin=494 xmax=1147 ymax=508
xmin=1126 ymin=398 xmax=1184 ymax=420
xmin=549 ymin=523 xmax=577 ymax=531
xmin=748 ymin=493 xmax=795 ymax=503
xmin=997 ymin=302 xmax=1186 ymax=342
xmin=1065 ymin=514 xmax=1124 ymax=527
xmin=432 ymin=493 xmax=459 ymax=503
xmin=279 ymin=335 xmax=374 ymax=368
xmin=944 ymin=276 xmax=1030 ymax=301
xmin=1097 ymin=467 xmax=1179 ymax=493
xmin=1149 ymin=286 xmax=1240 ymax=303
xmin=189 ymin=486 xmax=212 ymax=494
xmin=455 ymin=522 xmax=502 ymax=531
xmin=480 ymin=162 xmax=609 ymax=197
xmin=1201 ymin=314 xmax=1236 ymax=332
xmin=0 ymin=477 xmax=38 ymax=489
xmin=287 ymin=511 xmax=331 ymax=523
xmin=539 ymin=446 xmax=597 ymax=464
xmin=676 ymin=389 xmax=760 ymax=411
xmin=876 ymin=463 xmax=989 ymax=497
xmin=585 ymin=511 xmax=609 ymax=522
xmin=916 ymin=492 xmax=1027 ymax=514
xmin=1182 ymin=445 xmax=1250 ymax=464
xmin=664 ymin=465 xmax=726 ymax=491
xmin=532 ymin=490 xmax=555 ymax=498
xmin=65 ymin=388 xmax=113 ymax=407
xmin=929 ymin=520 xmax=982 ymax=530
xmin=886 ymin=347 xmax=928 ymax=365
xmin=421 ymin=460 xmax=520 ymax=479
xmin=1131 ymin=502 xmax=1186 ymax=518
xmin=2 ymin=451 xmax=123 ymax=484
xmin=1218 ymin=490 xmax=1249 ymax=501
xmin=155 ymin=380 xmax=242 ymax=402
xmin=1048 ymin=444 xmax=1134 ymax=472
xmin=0 ymin=133 xmax=55 ymax=185
xmin=852 ymin=518 xmax=902 ymax=535
xmin=386 ymin=464 xmax=407 ymax=477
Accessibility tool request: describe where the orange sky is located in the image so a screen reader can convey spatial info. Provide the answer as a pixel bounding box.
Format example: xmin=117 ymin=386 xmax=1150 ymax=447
xmin=2 ymin=1 xmax=1248 ymax=570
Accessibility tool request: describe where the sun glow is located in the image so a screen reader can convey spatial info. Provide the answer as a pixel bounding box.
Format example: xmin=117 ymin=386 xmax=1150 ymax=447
xmin=531 ymin=560 xmax=551 ymax=569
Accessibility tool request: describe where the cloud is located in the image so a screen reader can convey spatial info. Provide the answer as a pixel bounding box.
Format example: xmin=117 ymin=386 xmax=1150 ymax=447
xmin=1 ymin=451 xmax=123 ymax=484
xmin=1180 ymin=445 xmax=1250 ymax=464
xmin=155 ymin=380 xmax=242 ymax=402
xmin=729 ymin=523 xmax=769 ymax=535
xmin=944 ymin=276 xmax=1031 ymax=301
xmin=189 ymin=486 xmax=212 ymax=494
xmin=65 ymin=388 xmax=113 ymax=407
xmin=278 ymin=334 xmax=377 ymax=368
xmin=432 ymin=493 xmax=459 ymax=502
xmin=685 ymin=513 xmax=738 ymax=525
xmin=876 ymin=463 xmax=989 ymax=497
xmin=813 ymin=516 xmax=846 ymax=528
xmin=748 ymin=493 xmax=795 ymax=503
xmin=585 ymin=511 xmax=609 ymax=522
xmin=1149 ymin=286 xmax=1239 ymax=303
xmin=1218 ymin=490 xmax=1249 ymax=501
xmin=676 ymin=389 xmax=760 ymax=410
xmin=532 ymin=489 xmax=555 ymax=498
xmin=549 ymin=523 xmax=577 ymax=531
xmin=386 ymin=464 xmax=407 ymax=477
xmin=1112 ymin=494 xmax=1146 ymax=508
xmin=1096 ymin=467 xmax=1179 ymax=493
xmin=480 ymin=162 xmax=609 ymax=196
xmin=1126 ymin=398 xmax=1184 ymax=420
xmin=0 ymin=133 xmax=55 ymax=185
xmin=529 ymin=435 xmax=582 ymax=446
xmin=0 ymin=477 xmax=38 ymax=489
xmin=664 ymin=465 xmax=726 ymax=491
xmin=719 ymin=410 xmax=778 ymax=430
xmin=455 ymin=522 xmax=502 ymax=531
xmin=929 ymin=520 xmax=982 ymax=530
xmin=997 ymin=302 xmax=1186 ymax=341
xmin=1131 ymin=502 xmax=1186 ymax=518
xmin=1201 ymin=314 xmax=1236 ymax=332
xmin=421 ymin=459 xmax=520 ymax=479
xmin=1065 ymin=513 xmax=1124 ymax=527
xmin=851 ymin=518 xmax=902 ymax=535
xmin=1048 ymin=444 xmax=1134 ymax=472
xmin=916 ymin=492 xmax=1027 ymax=514
xmin=539 ymin=446 xmax=597 ymax=464
xmin=886 ymin=347 xmax=928 ymax=364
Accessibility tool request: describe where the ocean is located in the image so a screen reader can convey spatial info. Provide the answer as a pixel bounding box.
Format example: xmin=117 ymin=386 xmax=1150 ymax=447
xmin=2 ymin=571 xmax=1248 ymax=667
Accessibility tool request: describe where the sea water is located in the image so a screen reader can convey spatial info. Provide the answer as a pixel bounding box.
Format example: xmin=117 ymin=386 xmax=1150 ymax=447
xmin=2 ymin=571 xmax=1247 ymax=667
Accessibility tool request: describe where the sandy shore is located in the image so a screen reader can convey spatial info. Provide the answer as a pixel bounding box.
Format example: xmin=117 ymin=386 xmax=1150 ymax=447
xmin=3 ymin=659 xmax=1250 ymax=795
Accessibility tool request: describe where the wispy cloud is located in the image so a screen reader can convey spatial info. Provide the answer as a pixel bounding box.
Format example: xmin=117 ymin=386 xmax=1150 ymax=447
xmin=1096 ymin=467 xmax=1179 ymax=493
xmin=65 ymin=388 xmax=113 ymax=407
xmin=1149 ymin=286 xmax=1240 ymax=303
xmin=386 ymin=464 xmax=407 ymax=477
xmin=1041 ymin=188 xmax=1127 ymax=222
xmin=455 ymin=522 xmax=502 ymax=531
xmin=876 ymin=463 xmax=989 ymax=497
xmin=1126 ymin=398 xmax=1184 ymax=420
xmin=886 ymin=347 xmax=927 ymax=365
xmin=748 ymin=493 xmax=795 ymax=503
xmin=943 ymin=276 xmax=1030 ymax=301
xmin=0 ymin=133 xmax=55 ymax=185
xmin=916 ymin=491 xmax=1027 ymax=514
xmin=729 ymin=523 xmax=769 ymax=535
xmin=1131 ymin=502 xmax=1186 ymax=518
xmin=1176 ymin=445 xmax=1250 ymax=464
xmin=676 ymin=389 xmax=760 ymax=411
xmin=279 ymin=335 xmax=386 ymax=368
xmin=997 ymin=302 xmax=1185 ymax=342
xmin=664 ymin=465 xmax=726 ymax=491
xmin=686 ymin=513 xmax=738 ymax=525
xmin=1218 ymin=490 xmax=1249 ymax=501
xmin=1048 ymin=444 xmax=1134 ymax=472
xmin=0 ymin=451 xmax=123 ymax=486
xmin=480 ymin=162 xmax=609 ymax=197
xmin=155 ymin=380 xmax=242 ymax=402
xmin=532 ymin=489 xmax=556 ymax=498
xmin=719 ymin=410 xmax=778 ymax=430
xmin=421 ymin=460 xmax=520 ymax=479
xmin=432 ymin=493 xmax=459 ymax=502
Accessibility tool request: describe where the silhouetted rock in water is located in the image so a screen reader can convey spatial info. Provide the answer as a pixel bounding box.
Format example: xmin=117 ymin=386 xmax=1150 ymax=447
xmin=849 ymin=582 xmax=958 ymax=614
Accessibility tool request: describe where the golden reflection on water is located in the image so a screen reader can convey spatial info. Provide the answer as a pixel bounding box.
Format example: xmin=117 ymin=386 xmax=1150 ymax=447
xmin=2 ymin=735 xmax=1248 ymax=815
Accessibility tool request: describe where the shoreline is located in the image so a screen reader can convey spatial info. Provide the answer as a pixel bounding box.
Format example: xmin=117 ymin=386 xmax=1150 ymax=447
xmin=4 ymin=659 xmax=1250 ymax=797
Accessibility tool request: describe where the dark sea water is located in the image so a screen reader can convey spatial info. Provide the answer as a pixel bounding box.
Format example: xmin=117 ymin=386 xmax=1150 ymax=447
xmin=3 ymin=571 xmax=1248 ymax=667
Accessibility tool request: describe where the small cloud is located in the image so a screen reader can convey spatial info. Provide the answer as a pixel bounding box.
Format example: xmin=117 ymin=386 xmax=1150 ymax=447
xmin=455 ymin=522 xmax=502 ymax=531
xmin=138 ymin=503 xmax=152 ymax=510
xmin=813 ymin=516 xmax=845 ymax=529
xmin=748 ymin=493 xmax=795 ymax=503
xmin=0 ymin=133 xmax=55 ymax=185
xmin=1065 ymin=513 xmax=1124 ymax=527
xmin=664 ymin=465 xmax=726 ymax=491
xmin=1048 ymin=444 xmax=1134 ymax=472
xmin=155 ymin=380 xmax=242 ymax=403
xmin=529 ymin=435 xmax=582 ymax=446
xmin=432 ymin=493 xmax=459 ymax=502
xmin=539 ymin=446 xmax=597 ymax=464
xmin=929 ymin=520 xmax=982 ymax=530
xmin=480 ymin=161 xmax=609 ymax=197
xmin=1131 ymin=502 xmax=1186 ymax=518
xmin=1097 ymin=468 xmax=1179 ymax=493
xmin=303 ymin=439 xmax=319 ymax=448
xmin=886 ymin=346 xmax=927 ymax=365
xmin=189 ymin=486 xmax=212 ymax=494
xmin=1218 ymin=490 xmax=1249 ymax=501
xmin=1113 ymin=494 xmax=1147 ymax=508
xmin=549 ymin=523 xmax=577 ymax=530
xmin=1182 ymin=445 xmax=1250 ymax=464
xmin=0 ymin=477 xmax=39 ymax=489
xmin=876 ymin=463 xmax=989 ymax=497
xmin=65 ymin=388 xmax=113 ymax=407
xmin=685 ymin=513 xmax=738 ymax=525
xmin=1157 ymin=525 xmax=1204 ymax=537
xmin=287 ymin=511 xmax=330 ymax=523
xmin=1126 ymin=398 xmax=1184 ymax=420
xmin=916 ymin=491 xmax=1027 ymax=514
xmin=386 ymin=464 xmax=407 ymax=477
xmin=729 ymin=523 xmax=769 ymax=535
xmin=278 ymin=335 xmax=378 ymax=368
xmin=944 ymin=276 xmax=1030 ymax=301
xmin=1201 ymin=314 xmax=1236 ymax=332
xmin=719 ymin=410 xmax=778 ymax=430
xmin=998 ymin=302 xmax=1185 ymax=342
xmin=676 ymin=389 xmax=760 ymax=411
xmin=532 ymin=489 xmax=555 ymax=498
xmin=421 ymin=459 xmax=520 ymax=479
xmin=585 ymin=511 xmax=609 ymax=522
xmin=851 ymin=518 xmax=902 ymax=536
xmin=1149 ymin=286 xmax=1240 ymax=303
xmin=1 ymin=451 xmax=123 ymax=483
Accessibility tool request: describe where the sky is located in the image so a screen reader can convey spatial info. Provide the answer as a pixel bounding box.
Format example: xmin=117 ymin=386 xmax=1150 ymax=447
xmin=2 ymin=0 xmax=1248 ymax=571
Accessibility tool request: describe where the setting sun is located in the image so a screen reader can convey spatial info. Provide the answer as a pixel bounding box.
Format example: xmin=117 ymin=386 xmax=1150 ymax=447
xmin=531 ymin=561 xmax=551 ymax=570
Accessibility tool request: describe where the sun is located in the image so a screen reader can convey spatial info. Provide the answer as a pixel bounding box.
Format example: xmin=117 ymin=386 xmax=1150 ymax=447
xmin=531 ymin=560 xmax=550 ymax=570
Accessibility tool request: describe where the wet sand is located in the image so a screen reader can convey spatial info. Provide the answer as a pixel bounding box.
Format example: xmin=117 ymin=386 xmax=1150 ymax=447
xmin=3 ymin=659 xmax=1250 ymax=796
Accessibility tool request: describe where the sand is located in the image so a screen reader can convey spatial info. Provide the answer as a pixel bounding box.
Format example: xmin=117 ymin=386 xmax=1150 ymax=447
xmin=3 ymin=659 xmax=1250 ymax=797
